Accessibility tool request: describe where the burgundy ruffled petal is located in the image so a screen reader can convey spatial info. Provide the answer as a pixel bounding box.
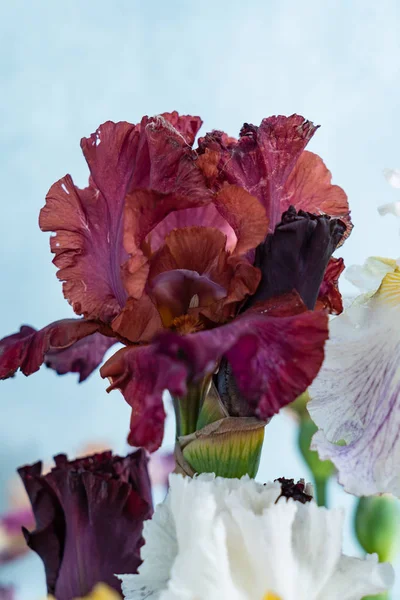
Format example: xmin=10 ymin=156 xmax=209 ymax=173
xmin=44 ymin=332 xmax=117 ymax=382
xmin=40 ymin=114 xmax=206 ymax=323
xmin=197 ymin=115 xmax=318 ymax=230
xmin=316 ymin=256 xmax=345 ymax=315
xmin=157 ymin=307 xmax=328 ymax=420
xmin=101 ymin=346 xmax=187 ymax=451
xmin=0 ymin=320 xmax=100 ymax=379
xmin=18 ymin=450 xmax=152 ymax=599
xmin=103 ymin=302 xmax=328 ymax=447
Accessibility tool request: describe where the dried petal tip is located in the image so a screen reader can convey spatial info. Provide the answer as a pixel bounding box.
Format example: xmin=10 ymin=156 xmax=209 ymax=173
xmin=275 ymin=477 xmax=313 ymax=504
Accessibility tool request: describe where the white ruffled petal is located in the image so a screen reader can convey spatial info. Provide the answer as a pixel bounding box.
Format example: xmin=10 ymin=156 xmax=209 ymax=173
xmin=345 ymin=256 xmax=397 ymax=293
xmin=118 ymin=474 xmax=393 ymax=600
xmin=318 ymin=554 xmax=394 ymax=600
xmin=309 ymin=268 xmax=400 ymax=496
xmin=118 ymin=500 xmax=177 ymax=600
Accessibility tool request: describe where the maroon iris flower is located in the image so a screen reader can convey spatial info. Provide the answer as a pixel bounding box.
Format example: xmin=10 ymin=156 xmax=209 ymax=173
xmin=18 ymin=450 xmax=152 ymax=599
xmin=0 ymin=112 xmax=350 ymax=451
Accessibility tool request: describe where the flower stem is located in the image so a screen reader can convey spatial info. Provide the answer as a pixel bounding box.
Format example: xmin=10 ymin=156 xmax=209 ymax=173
xmin=314 ymin=478 xmax=328 ymax=507
xmin=173 ymin=379 xmax=211 ymax=437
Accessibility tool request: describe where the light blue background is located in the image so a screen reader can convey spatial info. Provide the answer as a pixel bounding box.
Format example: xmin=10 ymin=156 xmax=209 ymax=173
xmin=1 ymin=1 xmax=400 ymax=597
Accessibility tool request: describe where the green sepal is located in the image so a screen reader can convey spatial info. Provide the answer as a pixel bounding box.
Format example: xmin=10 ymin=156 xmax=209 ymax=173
xmin=180 ymin=417 xmax=266 ymax=479
xmin=196 ymin=381 xmax=229 ymax=430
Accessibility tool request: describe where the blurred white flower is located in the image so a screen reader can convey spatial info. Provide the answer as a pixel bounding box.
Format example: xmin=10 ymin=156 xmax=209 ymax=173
xmin=378 ymin=168 xmax=400 ymax=216
xmin=119 ymin=474 xmax=392 ymax=600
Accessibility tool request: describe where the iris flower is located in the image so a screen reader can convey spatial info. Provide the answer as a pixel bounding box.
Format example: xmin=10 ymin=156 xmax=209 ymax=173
xmin=309 ymin=257 xmax=400 ymax=496
xmin=119 ymin=474 xmax=393 ymax=600
xmin=18 ymin=449 xmax=152 ymax=599
xmin=0 ymin=112 xmax=349 ymax=451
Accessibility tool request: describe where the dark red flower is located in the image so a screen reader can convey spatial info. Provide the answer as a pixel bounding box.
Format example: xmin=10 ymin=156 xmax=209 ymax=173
xmin=18 ymin=450 xmax=152 ymax=600
xmin=0 ymin=112 xmax=350 ymax=451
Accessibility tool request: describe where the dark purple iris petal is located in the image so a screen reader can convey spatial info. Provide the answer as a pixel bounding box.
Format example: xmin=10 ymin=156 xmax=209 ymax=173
xmin=250 ymin=206 xmax=346 ymax=310
xmin=18 ymin=450 xmax=152 ymax=600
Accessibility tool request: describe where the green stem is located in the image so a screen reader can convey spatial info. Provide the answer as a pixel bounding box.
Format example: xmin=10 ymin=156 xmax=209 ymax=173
xmin=362 ymin=594 xmax=389 ymax=600
xmin=314 ymin=478 xmax=328 ymax=507
xmin=173 ymin=379 xmax=211 ymax=437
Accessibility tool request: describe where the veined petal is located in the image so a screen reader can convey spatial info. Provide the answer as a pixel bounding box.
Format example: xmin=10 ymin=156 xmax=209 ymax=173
xmin=40 ymin=114 xmax=206 ymax=323
xmin=0 ymin=319 xmax=100 ymax=379
xmin=309 ymin=266 xmax=400 ymax=496
xmin=40 ymin=122 xmax=140 ymax=322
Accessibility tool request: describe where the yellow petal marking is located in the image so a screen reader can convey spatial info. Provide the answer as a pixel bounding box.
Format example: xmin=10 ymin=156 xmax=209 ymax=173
xmin=74 ymin=583 xmax=121 ymax=600
xmin=374 ymin=268 xmax=400 ymax=307
xmin=263 ymin=593 xmax=281 ymax=600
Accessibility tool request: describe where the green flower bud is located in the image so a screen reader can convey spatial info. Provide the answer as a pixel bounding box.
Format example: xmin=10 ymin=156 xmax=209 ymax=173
xmin=355 ymin=495 xmax=400 ymax=563
xmin=175 ymin=416 xmax=265 ymax=479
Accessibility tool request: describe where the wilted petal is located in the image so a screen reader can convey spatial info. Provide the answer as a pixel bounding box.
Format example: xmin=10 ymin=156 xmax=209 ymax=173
xmin=198 ymin=115 xmax=318 ymax=230
xmin=43 ymin=332 xmax=116 ymax=382
xmin=159 ymin=111 xmax=202 ymax=146
xmin=316 ymin=257 xmax=345 ymax=315
xmin=0 ymin=319 xmax=100 ymax=379
xmin=250 ymin=207 xmax=345 ymax=310
xmin=101 ymin=346 xmax=187 ymax=451
xmin=18 ymin=450 xmax=152 ymax=599
xmin=282 ymin=151 xmax=352 ymax=242
xmin=309 ymin=267 xmax=400 ymax=496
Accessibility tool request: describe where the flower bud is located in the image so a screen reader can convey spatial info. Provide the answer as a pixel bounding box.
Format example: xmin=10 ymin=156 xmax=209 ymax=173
xmin=355 ymin=495 xmax=400 ymax=563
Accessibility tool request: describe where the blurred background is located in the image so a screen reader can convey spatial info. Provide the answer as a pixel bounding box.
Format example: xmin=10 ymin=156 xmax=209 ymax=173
xmin=1 ymin=0 xmax=400 ymax=597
